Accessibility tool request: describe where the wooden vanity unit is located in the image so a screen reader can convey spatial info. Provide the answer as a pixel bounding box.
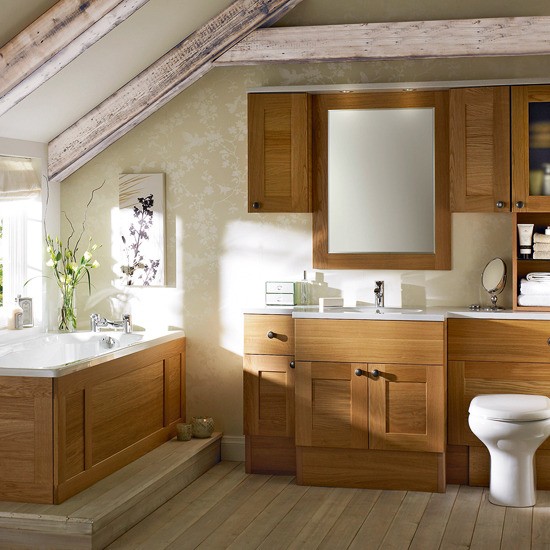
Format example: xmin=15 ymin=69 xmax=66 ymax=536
xmin=0 ymin=336 xmax=185 ymax=503
xmin=448 ymin=318 xmax=550 ymax=489
xmin=244 ymin=313 xmax=446 ymax=492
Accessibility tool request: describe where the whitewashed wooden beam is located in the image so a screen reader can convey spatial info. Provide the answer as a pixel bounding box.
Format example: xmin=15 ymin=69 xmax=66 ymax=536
xmin=48 ymin=0 xmax=304 ymax=183
xmin=215 ymin=16 xmax=550 ymax=65
xmin=0 ymin=0 xmax=150 ymax=116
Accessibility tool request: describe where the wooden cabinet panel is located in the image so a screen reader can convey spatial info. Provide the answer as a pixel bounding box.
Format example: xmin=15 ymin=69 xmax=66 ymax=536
xmin=448 ymin=318 xmax=550 ymax=362
xmin=369 ymin=363 xmax=445 ymax=452
xmin=295 ymin=362 xmax=368 ymax=449
xmin=244 ymin=354 xmax=294 ymax=438
xmin=164 ymin=353 xmax=184 ymax=426
xmin=450 ymin=87 xmax=510 ymax=212
xmin=244 ymin=314 xmax=294 ymax=355
xmin=448 ymin=359 xmax=550 ymax=449
xmin=248 ymin=93 xmax=311 ymax=213
xmin=295 ymin=319 xmax=444 ymax=364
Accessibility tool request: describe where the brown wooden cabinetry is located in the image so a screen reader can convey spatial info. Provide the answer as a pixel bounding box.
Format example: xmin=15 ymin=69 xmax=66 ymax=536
xmin=243 ymin=314 xmax=296 ymax=474
xmin=248 ymin=93 xmax=311 ymax=213
xmin=294 ymin=319 xmax=446 ymax=491
xmin=449 ymin=86 xmax=510 ymax=212
xmin=448 ymin=318 xmax=550 ymax=488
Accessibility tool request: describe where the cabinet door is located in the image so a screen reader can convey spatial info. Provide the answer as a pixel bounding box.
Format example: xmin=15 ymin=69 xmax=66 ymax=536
xmin=512 ymin=85 xmax=550 ymax=212
xmin=448 ymin=360 xmax=550 ymax=449
xmin=450 ymin=87 xmax=510 ymax=212
xmin=248 ymin=93 xmax=311 ymax=213
xmin=369 ymin=364 xmax=445 ymax=452
xmin=244 ymin=355 xmax=294 ymax=438
xmin=295 ymin=362 xmax=368 ymax=449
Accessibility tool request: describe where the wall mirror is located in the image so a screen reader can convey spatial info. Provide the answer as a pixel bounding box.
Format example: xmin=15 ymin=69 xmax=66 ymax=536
xmin=312 ymin=91 xmax=451 ymax=270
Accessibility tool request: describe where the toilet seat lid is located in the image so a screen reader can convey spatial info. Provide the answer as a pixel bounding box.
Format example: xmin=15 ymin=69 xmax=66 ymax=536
xmin=469 ymin=394 xmax=550 ymax=421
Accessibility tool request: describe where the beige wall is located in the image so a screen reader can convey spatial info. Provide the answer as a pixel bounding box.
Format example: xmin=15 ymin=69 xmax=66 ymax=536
xmin=61 ymin=1 xmax=550 ymax=437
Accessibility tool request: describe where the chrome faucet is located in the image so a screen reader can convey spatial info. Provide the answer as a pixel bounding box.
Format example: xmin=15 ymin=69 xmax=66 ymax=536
xmin=90 ymin=313 xmax=132 ymax=334
xmin=374 ymin=281 xmax=384 ymax=307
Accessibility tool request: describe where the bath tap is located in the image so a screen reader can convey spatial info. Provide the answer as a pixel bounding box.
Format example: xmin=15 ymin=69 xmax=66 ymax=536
xmin=374 ymin=281 xmax=384 ymax=307
xmin=90 ymin=313 xmax=132 ymax=334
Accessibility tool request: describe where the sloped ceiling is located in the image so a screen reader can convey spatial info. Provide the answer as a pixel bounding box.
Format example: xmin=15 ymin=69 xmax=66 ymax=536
xmin=0 ymin=0 xmax=234 ymax=142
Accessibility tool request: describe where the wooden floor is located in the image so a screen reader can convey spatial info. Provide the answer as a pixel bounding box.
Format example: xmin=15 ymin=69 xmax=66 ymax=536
xmin=107 ymin=461 xmax=550 ymax=549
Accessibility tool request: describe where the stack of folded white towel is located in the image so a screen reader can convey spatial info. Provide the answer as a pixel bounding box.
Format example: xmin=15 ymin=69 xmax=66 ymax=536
xmin=518 ymin=272 xmax=550 ymax=306
xmin=533 ymin=233 xmax=550 ymax=259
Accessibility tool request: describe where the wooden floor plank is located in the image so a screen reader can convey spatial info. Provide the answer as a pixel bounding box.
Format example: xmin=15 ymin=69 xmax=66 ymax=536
xmin=165 ymin=473 xmax=273 ymax=549
xmin=470 ymin=488 xmax=506 ymax=550
xmin=378 ymin=491 xmax=431 ymax=549
xmin=318 ymin=489 xmax=382 ymax=550
xmin=287 ymin=487 xmax=358 ymax=550
xmin=226 ymin=482 xmax=309 ymax=550
xmin=348 ymin=490 xmax=407 ymax=550
xmin=501 ymin=504 xmax=532 ymax=550
xmin=409 ymin=484 xmax=459 ymax=550
xmin=107 ymin=461 xmax=245 ymax=549
xmin=439 ymin=485 xmax=483 ymax=549
xmin=532 ymin=490 xmax=550 ymax=550
xmin=196 ymin=475 xmax=293 ymax=549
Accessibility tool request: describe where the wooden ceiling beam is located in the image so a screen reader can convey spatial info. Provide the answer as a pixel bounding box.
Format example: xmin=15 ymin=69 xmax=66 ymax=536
xmin=214 ymin=16 xmax=550 ymax=65
xmin=48 ymin=0 xmax=304 ymax=183
xmin=0 ymin=0 xmax=150 ymax=117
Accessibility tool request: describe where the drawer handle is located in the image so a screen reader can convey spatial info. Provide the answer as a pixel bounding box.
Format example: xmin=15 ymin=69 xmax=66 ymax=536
xmin=267 ymin=331 xmax=277 ymax=339
xmin=354 ymin=368 xmax=364 ymax=377
xmin=371 ymin=369 xmax=380 ymax=378
xmin=290 ymin=361 xmax=295 ymax=369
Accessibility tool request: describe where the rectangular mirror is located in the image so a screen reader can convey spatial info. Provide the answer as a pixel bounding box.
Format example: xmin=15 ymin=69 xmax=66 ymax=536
xmin=313 ymin=91 xmax=451 ymax=270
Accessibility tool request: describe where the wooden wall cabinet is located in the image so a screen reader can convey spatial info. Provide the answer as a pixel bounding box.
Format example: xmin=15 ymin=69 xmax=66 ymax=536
xmin=243 ymin=314 xmax=296 ymax=474
xmin=247 ymin=93 xmax=311 ymax=213
xmin=512 ymin=85 xmax=550 ymax=212
xmin=449 ymin=86 xmax=510 ymax=212
xmin=448 ymin=318 xmax=550 ymax=488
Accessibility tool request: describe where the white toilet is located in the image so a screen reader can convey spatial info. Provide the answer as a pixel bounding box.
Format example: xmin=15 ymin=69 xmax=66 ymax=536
xmin=468 ymin=394 xmax=550 ymax=507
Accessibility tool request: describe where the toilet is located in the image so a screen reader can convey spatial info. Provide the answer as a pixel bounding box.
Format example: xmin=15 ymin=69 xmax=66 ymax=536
xmin=468 ymin=394 xmax=550 ymax=507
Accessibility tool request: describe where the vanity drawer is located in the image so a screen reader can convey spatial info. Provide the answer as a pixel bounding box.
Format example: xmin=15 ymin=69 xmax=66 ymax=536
xmin=448 ymin=318 xmax=550 ymax=362
xmin=295 ymin=319 xmax=444 ymax=364
xmin=244 ymin=314 xmax=294 ymax=355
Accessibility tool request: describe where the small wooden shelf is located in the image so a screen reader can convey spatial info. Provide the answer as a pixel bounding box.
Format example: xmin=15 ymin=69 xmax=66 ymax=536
xmin=513 ymin=212 xmax=550 ymax=309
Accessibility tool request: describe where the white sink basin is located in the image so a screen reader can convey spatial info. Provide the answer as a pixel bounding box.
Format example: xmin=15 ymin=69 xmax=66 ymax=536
xmin=329 ymin=306 xmax=423 ymax=314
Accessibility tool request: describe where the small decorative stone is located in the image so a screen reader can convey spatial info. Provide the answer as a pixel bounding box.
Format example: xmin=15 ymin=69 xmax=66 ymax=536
xmin=191 ymin=416 xmax=214 ymax=438
xmin=176 ymin=423 xmax=193 ymax=441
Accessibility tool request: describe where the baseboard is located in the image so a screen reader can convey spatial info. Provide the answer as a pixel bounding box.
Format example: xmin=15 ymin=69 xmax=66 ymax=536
xmin=221 ymin=435 xmax=245 ymax=461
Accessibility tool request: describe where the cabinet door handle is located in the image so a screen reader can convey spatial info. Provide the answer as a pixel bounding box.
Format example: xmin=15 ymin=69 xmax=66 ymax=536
xmin=252 ymin=202 xmax=260 ymax=210
xmin=354 ymin=368 xmax=364 ymax=377
xmin=496 ymin=201 xmax=505 ymax=209
xmin=267 ymin=331 xmax=277 ymax=339
xmin=371 ymin=369 xmax=380 ymax=378
xmin=515 ymin=201 xmax=525 ymax=209
xmin=289 ymin=361 xmax=295 ymax=369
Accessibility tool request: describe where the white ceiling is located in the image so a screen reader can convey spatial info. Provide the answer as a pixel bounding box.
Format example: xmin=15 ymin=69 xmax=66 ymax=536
xmin=0 ymin=0 xmax=234 ymax=143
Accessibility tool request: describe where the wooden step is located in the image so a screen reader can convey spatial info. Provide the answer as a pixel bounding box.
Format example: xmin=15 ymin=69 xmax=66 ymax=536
xmin=0 ymin=433 xmax=222 ymax=549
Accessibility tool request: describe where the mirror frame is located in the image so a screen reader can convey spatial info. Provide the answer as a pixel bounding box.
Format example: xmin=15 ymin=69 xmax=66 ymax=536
xmin=312 ymin=90 xmax=451 ymax=270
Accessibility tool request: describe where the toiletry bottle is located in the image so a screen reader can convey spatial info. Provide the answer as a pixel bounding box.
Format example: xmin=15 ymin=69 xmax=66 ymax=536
xmin=543 ymin=164 xmax=550 ymax=196
xmin=294 ymin=271 xmax=310 ymax=306
xmin=7 ymin=298 xmax=23 ymax=330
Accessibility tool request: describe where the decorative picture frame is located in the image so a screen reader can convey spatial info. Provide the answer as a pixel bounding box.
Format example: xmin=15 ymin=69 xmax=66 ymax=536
xmin=119 ymin=173 xmax=166 ymax=286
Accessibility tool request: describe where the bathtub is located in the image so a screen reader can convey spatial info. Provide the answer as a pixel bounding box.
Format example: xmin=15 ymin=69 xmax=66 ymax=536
xmin=0 ymin=329 xmax=184 ymax=377
xmin=0 ymin=329 xmax=186 ymax=503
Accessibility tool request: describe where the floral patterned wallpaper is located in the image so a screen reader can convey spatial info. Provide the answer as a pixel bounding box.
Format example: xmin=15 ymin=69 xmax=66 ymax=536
xmin=61 ymin=0 xmax=550 ymax=442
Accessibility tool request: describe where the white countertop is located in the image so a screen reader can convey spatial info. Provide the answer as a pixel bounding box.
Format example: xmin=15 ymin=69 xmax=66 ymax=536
xmin=244 ymin=306 xmax=550 ymax=321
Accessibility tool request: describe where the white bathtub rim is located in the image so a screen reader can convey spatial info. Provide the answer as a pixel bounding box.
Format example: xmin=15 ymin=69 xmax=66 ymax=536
xmin=0 ymin=329 xmax=185 ymax=378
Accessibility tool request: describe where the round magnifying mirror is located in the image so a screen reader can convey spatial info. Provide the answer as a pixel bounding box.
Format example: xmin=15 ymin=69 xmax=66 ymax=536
xmin=481 ymin=257 xmax=507 ymax=310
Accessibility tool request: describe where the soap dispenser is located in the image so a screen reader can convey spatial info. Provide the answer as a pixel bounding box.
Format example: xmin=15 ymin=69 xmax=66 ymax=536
xmin=294 ymin=271 xmax=311 ymax=306
xmin=7 ymin=298 xmax=23 ymax=330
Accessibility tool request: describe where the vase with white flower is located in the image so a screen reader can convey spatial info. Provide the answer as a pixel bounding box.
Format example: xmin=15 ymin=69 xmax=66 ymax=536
xmin=46 ymin=235 xmax=100 ymax=332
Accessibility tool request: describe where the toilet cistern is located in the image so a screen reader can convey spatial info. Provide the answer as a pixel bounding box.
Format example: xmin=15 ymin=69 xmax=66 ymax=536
xmin=374 ymin=281 xmax=384 ymax=307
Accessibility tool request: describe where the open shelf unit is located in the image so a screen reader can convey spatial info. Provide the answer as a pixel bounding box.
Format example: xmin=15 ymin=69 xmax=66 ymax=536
xmin=513 ymin=212 xmax=550 ymax=311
